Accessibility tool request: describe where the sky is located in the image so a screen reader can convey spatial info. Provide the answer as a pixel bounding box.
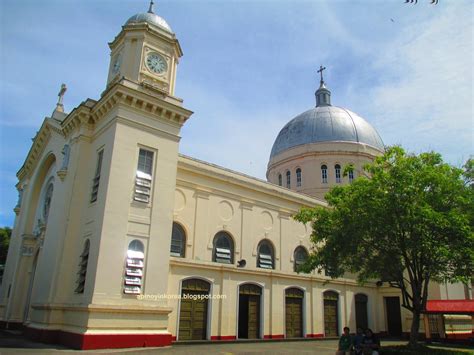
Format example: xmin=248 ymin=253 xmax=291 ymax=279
xmin=0 ymin=0 xmax=472 ymax=227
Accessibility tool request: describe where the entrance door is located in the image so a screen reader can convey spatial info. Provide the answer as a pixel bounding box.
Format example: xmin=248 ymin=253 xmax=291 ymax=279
xmin=323 ymin=291 xmax=339 ymax=337
xmin=178 ymin=279 xmax=210 ymax=340
xmin=355 ymin=294 xmax=368 ymax=330
xmin=385 ymin=297 xmax=402 ymax=336
xmin=285 ymin=288 xmax=304 ymax=338
xmin=238 ymin=284 xmax=262 ymax=339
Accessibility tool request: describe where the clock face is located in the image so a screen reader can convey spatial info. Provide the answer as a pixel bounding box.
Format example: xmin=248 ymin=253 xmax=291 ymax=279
xmin=146 ymin=53 xmax=167 ymax=74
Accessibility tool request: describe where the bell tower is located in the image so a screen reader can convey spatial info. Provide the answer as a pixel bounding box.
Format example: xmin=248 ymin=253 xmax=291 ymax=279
xmin=106 ymin=1 xmax=182 ymax=97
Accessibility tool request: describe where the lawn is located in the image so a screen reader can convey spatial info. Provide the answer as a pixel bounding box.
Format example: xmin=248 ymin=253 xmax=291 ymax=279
xmin=380 ymin=344 xmax=474 ymax=355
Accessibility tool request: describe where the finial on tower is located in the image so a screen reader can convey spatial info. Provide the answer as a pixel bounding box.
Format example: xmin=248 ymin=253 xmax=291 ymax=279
xmin=54 ymin=83 xmax=67 ymax=113
xmin=148 ymin=0 xmax=155 ymax=14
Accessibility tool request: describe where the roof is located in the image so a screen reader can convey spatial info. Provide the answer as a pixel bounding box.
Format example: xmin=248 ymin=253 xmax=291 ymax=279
xmin=425 ymin=300 xmax=474 ymax=314
xmin=269 ymin=105 xmax=384 ymax=159
xmin=125 ymin=12 xmax=173 ymax=33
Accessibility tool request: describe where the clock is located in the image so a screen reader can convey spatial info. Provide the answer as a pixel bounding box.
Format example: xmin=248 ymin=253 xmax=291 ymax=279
xmin=146 ymin=52 xmax=167 ymax=74
xmin=112 ymin=54 xmax=121 ymax=75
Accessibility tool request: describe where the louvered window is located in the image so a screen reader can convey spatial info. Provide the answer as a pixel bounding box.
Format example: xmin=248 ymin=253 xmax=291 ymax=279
xmin=213 ymin=232 xmax=234 ymax=264
xmin=294 ymin=246 xmax=309 ymax=272
xmin=170 ymin=222 xmax=186 ymax=257
xmin=124 ymin=240 xmax=145 ymax=294
xmin=257 ymin=241 xmax=274 ymax=269
xmin=134 ymin=149 xmax=154 ymax=203
xmin=90 ymin=150 xmax=104 ymax=203
xmin=75 ymin=240 xmax=90 ymax=293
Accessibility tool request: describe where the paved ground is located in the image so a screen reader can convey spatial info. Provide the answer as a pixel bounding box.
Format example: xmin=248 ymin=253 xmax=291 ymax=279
xmin=0 ymin=331 xmax=472 ymax=355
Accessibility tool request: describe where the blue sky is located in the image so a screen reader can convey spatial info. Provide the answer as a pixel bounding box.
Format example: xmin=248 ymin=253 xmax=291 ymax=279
xmin=0 ymin=0 xmax=472 ymax=227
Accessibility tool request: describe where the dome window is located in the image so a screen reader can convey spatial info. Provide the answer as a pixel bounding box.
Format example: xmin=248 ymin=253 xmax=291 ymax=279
xmin=348 ymin=168 xmax=355 ymax=183
xmin=335 ymin=164 xmax=342 ymax=183
xmin=321 ymin=165 xmax=328 ymax=184
xmin=278 ymin=173 xmax=282 ymax=186
xmin=286 ymin=171 xmax=291 ymax=188
xmin=296 ymin=168 xmax=302 ymax=187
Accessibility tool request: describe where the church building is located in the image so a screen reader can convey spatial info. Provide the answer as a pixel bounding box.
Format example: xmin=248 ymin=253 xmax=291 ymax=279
xmin=0 ymin=3 xmax=470 ymax=350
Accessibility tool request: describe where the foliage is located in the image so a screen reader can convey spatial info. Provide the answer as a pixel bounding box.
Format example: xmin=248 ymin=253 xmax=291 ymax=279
xmin=294 ymin=147 xmax=474 ymax=345
xmin=380 ymin=345 xmax=472 ymax=355
xmin=0 ymin=226 xmax=12 ymax=265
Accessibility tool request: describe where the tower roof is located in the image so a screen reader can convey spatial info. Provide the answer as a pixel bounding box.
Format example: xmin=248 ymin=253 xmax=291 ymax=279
xmin=125 ymin=1 xmax=173 ymax=33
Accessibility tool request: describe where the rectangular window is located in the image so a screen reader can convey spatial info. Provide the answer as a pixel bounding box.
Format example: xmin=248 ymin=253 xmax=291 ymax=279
xmin=134 ymin=149 xmax=154 ymax=203
xmin=90 ymin=150 xmax=104 ymax=203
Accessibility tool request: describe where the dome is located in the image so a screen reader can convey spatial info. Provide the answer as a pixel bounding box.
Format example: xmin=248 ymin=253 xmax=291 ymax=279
xmin=125 ymin=10 xmax=172 ymax=33
xmin=270 ymin=105 xmax=384 ymax=159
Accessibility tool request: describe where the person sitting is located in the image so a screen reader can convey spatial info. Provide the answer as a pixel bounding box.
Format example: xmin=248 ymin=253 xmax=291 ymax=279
xmin=361 ymin=328 xmax=380 ymax=355
xmin=353 ymin=327 xmax=365 ymax=355
xmin=336 ymin=326 xmax=353 ymax=355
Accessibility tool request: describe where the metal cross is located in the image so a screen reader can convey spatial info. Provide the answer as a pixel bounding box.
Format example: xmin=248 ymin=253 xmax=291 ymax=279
xmin=57 ymin=83 xmax=67 ymax=106
xmin=317 ymin=65 xmax=326 ymax=84
xmin=148 ymin=0 xmax=155 ymax=14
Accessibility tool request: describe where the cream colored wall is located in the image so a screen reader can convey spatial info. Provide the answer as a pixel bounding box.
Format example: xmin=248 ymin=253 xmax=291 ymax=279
xmin=267 ymin=141 xmax=382 ymax=199
xmin=166 ymin=156 xmax=402 ymax=339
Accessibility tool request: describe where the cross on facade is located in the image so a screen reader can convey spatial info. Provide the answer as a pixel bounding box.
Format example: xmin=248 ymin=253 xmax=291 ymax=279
xmin=317 ymin=65 xmax=326 ymax=84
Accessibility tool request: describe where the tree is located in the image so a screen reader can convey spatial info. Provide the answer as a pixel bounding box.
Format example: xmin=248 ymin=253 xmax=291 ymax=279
xmin=0 ymin=226 xmax=11 ymax=265
xmin=294 ymin=147 xmax=473 ymax=347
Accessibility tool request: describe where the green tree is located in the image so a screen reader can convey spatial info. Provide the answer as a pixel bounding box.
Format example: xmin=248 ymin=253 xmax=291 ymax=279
xmin=294 ymin=147 xmax=473 ymax=347
xmin=0 ymin=226 xmax=11 ymax=265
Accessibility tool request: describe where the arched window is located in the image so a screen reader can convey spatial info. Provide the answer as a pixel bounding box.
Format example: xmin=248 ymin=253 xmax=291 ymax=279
xmin=293 ymin=246 xmax=309 ymax=272
xmin=321 ymin=165 xmax=328 ymax=184
xmin=296 ymin=168 xmax=302 ymax=187
xmin=213 ymin=232 xmax=234 ymax=264
xmin=75 ymin=239 xmax=90 ymax=294
xmin=171 ymin=222 xmax=186 ymax=258
xmin=348 ymin=168 xmax=354 ymax=183
xmin=286 ymin=171 xmax=291 ymax=188
xmin=43 ymin=182 xmax=54 ymax=222
xmin=257 ymin=240 xmax=274 ymax=269
xmin=124 ymin=240 xmax=145 ymax=294
xmin=335 ymin=164 xmax=341 ymax=183
xmin=278 ymin=173 xmax=282 ymax=186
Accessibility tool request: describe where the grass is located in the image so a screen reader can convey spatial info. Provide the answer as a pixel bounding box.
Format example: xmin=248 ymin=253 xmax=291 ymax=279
xmin=380 ymin=344 xmax=474 ymax=355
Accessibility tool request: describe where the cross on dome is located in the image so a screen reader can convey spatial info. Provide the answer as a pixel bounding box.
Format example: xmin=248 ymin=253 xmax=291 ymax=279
xmin=317 ymin=65 xmax=326 ymax=85
xmin=148 ymin=0 xmax=155 ymax=14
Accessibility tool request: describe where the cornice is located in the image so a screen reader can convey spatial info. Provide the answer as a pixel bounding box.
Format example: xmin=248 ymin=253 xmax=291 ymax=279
xmin=17 ymin=118 xmax=62 ymax=181
xmin=177 ymin=154 xmax=327 ymax=209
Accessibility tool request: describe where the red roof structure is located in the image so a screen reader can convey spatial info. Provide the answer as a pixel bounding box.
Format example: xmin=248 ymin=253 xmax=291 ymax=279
xmin=425 ymin=300 xmax=474 ymax=314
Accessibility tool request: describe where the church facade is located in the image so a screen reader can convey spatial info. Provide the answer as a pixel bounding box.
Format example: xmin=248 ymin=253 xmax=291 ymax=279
xmin=0 ymin=4 xmax=470 ymax=350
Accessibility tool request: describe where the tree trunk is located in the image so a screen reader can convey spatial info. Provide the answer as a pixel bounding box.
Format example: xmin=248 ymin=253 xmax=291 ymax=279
xmin=409 ymin=310 xmax=421 ymax=347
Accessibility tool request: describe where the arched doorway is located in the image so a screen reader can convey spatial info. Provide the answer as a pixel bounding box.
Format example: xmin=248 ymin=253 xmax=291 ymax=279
xmin=285 ymin=288 xmax=304 ymax=338
xmin=238 ymin=283 xmax=262 ymax=339
xmin=355 ymin=293 xmax=368 ymax=330
xmin=178 ymin=278 xmax=211 ymax=340
xmin=323 ymin=290 xmax=339 ymax=337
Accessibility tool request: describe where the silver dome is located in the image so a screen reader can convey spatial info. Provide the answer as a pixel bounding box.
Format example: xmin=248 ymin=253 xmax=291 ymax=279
xmin=125 ymin=12 xmax=173 ymax=33
xmin=270 ymin=106 xmax=384 ymax=159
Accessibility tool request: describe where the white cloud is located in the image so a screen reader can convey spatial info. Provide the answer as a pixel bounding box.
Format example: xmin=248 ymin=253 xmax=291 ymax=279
xmin=365 ymin=3 xmax=473 ymax=165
